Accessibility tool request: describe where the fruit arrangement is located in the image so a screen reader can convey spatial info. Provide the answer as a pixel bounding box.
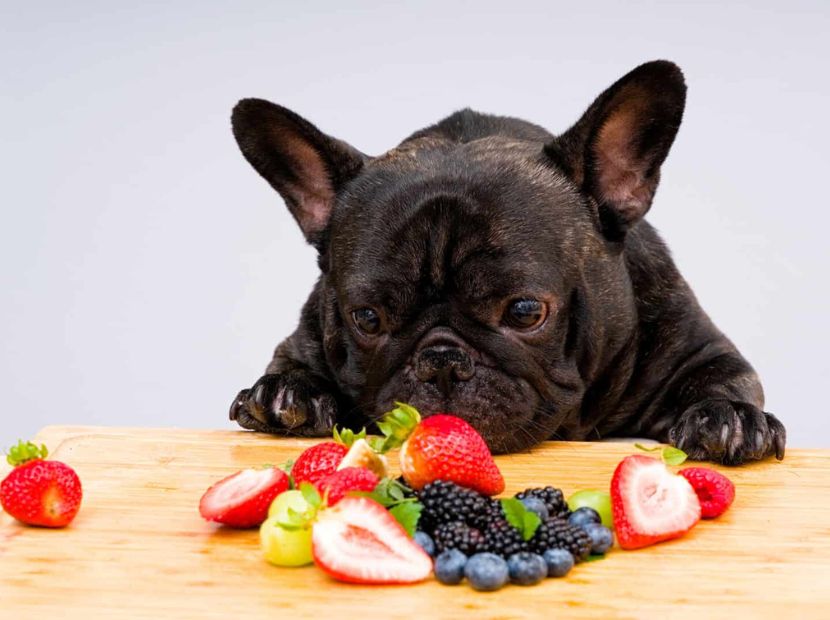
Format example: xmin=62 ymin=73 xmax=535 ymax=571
xmin=196 ymin=403 xmax=737 ymax=591
xmin=1 ymin=440 xmax=83 ymax=528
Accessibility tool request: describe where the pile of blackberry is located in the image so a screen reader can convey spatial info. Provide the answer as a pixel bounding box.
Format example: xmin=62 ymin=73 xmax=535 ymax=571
xmin=529 ymin=518 xmax=593 ymax=561
xmin=418 ymin=480 xmax=501 ymax=531
xmin=515 ymin=486 xmax=571 ymax=520
xmin=417 ymin=481 xmax=590 ymax=561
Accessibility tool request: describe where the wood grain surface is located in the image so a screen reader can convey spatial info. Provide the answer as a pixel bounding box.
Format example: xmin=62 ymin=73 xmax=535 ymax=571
xmin=1 ymin=426 xmax=829 ymax=619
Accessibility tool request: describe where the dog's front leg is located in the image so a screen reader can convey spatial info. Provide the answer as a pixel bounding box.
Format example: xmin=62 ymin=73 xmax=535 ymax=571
xmin=661 ymin=352 xmax=786 ymax=465
xmin=229 ymin=289 xmax=341 ymax=437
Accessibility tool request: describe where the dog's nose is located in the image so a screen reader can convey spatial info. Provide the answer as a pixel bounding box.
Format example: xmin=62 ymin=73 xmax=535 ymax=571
xmin=415 ymin=330 xmax=475 ymax=396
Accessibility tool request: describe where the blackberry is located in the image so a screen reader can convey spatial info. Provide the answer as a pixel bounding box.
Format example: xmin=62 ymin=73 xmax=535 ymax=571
xmin=481 ymin=519 xmax=528 ymax=557
xmin=418 ymin=480 xmax=499 ymax=531
xmin=515 ymin=486 xmax=570 ymax=520
xmin=433 ymin=521 xmax=485 ymax=555
xmin=529 ymin=517 xmax=592 ymax=562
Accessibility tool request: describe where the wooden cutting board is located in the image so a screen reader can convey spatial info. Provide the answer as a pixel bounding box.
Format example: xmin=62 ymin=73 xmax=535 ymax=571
xmin=1 ymin=426 xmax=829 ymax=619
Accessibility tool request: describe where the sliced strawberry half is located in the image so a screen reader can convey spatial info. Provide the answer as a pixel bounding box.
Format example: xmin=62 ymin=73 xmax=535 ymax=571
xmin=312 ymin=496 xmax=432 ymax=584
xmin=199 ymin=467 xmax=289 ymax=528
xmin=611 ymin=454 xmax=701 ymax=550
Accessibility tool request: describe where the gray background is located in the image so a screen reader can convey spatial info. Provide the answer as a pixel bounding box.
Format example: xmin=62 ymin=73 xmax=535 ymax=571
xmin=1 ymin=1 xmax=828 ymax=448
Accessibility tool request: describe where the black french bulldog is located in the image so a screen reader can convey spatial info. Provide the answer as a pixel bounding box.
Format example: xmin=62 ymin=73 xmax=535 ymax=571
xmin=228 ymin=60 xmax=785 ymax=465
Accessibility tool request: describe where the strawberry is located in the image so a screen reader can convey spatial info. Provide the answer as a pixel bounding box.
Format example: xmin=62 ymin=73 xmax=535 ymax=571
xmin=290 ymin=442 xmax=347 ymax=487
xmin=312 ymin=496 xmax=432 ymax=584
xmin=611 ymin=454 xmax=701 ymax=550
xmin=679 ymin=467 xmax=735 ymax=518
xmin=372 ymin=403 xmax=504 ymax=495
xmin=318 ymin=467 xmax=380 ymax=506
xmin=1 ymin=440 xmax=82 ymax=528
xmin=337 ymin=438 xmax=388 ymax=479
xmin=199 ymin=466 xmax=289 ymax=528
xmin=290 ymin=426 xmax=367 ymax=487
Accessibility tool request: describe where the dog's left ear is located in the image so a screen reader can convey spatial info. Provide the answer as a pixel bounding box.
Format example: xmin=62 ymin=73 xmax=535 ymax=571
xmin=231 ymin=98 xmax=368 ymax=248
xmin=548 ymin=60 xmax=686 ymax=240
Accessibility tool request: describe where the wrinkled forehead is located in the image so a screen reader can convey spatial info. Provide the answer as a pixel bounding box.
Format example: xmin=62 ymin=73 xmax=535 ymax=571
xmin=329 ymin=138 xmax=594 ymax=305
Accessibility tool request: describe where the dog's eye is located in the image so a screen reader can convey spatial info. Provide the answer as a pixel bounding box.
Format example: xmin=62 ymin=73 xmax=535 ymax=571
xmin=503 ymin=298 xmax=547 ymax=330
xmin=352 ymin=307 xmax=382 ymax=336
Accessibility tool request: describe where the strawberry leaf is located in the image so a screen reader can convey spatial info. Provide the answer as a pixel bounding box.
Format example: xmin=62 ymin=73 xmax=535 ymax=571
xmin=333 ymin=426 xmax=367 ymax=448
xmin=373 ymin=402 xmax=421 ymax=453
xmin=389 ymin=502 xmax=423 ymax=537
xmin=5 ymin=440 xmax=48 ymax=466
xmin=366 ymin=478 xmax=417 ymax=508
xmin=662 ymin=446 xmax=688 ymax=466
xmin=522 ymin=511 xmax=542 ymax=540
xmin=299 ymin=481 xmax=322 ymax=509
xmin=634 ymin=443 xmax=689 ymax=466
xmin=500 ymin=498 xmax=541 ymax=541
xmin=584 ymin=554 xmax=607 ymax=562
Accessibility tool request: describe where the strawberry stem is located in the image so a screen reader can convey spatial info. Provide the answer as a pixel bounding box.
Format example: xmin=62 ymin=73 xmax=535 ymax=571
xmin=332 ymin=426 xmax=367 ymax=448
xmin=369 ymin=402 xmax=421 ymax=453
xmin=5 ymin=440 xmax=48 ymax=467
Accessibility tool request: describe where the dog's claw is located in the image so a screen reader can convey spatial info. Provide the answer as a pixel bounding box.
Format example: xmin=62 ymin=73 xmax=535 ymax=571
xmin=669 ymin=400 xmax=785 ymax=465
xmin=229 ymin=372 xmax=336 ymax=437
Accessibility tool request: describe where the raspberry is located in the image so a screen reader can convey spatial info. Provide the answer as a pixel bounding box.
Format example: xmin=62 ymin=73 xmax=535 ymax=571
xmin=432 ymin=521 xmax=485 ymax=555
xmin=515 ymin=487 xmax=570 ymax=520
xmin=529 ymin=518 xmax=592 ymax=562
xmin=679 ymin=467 xmax=735 ymax=518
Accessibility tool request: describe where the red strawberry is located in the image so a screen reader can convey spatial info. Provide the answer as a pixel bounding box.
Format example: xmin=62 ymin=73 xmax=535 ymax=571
xmin=312 ymin=496 xmax=432 ymax=584
xmin=394 ymin=408 xmax=504 ymax=496
xmin=318 ymin=467 xmax=379 ymax=506
xmin=679 ymin=467 xmax=735 ymax=518
xmin=291 ymin=442 xmax=348 ymax=487
xmin=199 ymin=466 xmax=289 ymax=528
xmin=0 ymin=440 xmax=82 ymax=528
xmin=611 ymin=454 xmax=701 ymax=550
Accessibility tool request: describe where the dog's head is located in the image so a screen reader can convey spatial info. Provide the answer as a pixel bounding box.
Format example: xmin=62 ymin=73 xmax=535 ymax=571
xmin=231 ymin=60 xmax=686 ymax=451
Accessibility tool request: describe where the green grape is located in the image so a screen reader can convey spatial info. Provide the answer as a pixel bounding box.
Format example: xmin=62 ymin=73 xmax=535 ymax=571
xmin=567 ymin=489 xmax=614 ymax=529
xmin=260 ymin=515 xmax=313 ymax=567
xmin=268 ymin=489 xmax=312 ymax=520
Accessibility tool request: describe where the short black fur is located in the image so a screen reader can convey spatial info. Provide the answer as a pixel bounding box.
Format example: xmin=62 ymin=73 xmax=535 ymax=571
xmin=228 ymin=60 xmax=785 ymax=465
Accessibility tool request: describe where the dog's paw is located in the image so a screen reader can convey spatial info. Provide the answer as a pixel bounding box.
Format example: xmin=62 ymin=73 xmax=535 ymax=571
xmin=229 ymin=372 xmax=337 ymax=436
xmin=668 ymin=399 xmax=786 ymax=465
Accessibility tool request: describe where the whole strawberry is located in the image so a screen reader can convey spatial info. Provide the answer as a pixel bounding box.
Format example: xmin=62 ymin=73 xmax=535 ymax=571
xmin=1 ymin=440 xmax=83 ymax=528
xmin=318 ymin=467 xmax=380 ymax=506
xmin=291 ymin=442 xmax=348 ymax=487
xmin=372 ymin=403 xmax=505 ymax=496
xmin=291 ymin=427 xmax=367 ymax=487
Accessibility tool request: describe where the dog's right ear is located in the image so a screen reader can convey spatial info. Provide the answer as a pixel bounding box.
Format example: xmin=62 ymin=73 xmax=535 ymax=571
xmin=231 ymin=99 xmax=368 ymax=247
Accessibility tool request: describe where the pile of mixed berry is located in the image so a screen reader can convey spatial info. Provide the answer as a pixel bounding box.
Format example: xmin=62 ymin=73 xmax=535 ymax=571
xmin=195 ymin=403 xmax=736 ymax=591
xmin=415 ymin=481 xmax=611 ymax=589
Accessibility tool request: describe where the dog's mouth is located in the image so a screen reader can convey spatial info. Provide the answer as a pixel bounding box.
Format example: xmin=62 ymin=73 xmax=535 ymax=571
xmin=372 ymin=366 xmax=558 ymax=453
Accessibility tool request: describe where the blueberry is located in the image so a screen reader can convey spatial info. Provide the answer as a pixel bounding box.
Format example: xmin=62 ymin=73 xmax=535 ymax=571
xmin=434 ymin=549 xmax=467 ymax=585
xmin=464 ymin=552 xmax=509 ymax=591
xmin=542 ymin=548 xmax=574 ymax=578
xmin=414 ymin=531 xmax=436 ymax=557
xmin=506 ymin=552 xmax=547 ymax=586
xmin=583 ymin=523 xmax=614 ymax=555
xmin=519 ymin=497 xmax=550 ymax=521
xmin=568 ymin=506 xmax=601 ymax=530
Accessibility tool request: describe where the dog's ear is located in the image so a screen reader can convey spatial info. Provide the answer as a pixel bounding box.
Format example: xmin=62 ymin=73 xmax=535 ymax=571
xmin=231 ymin=98 xmax=368 ymax=246
xmin=547 ymin=60 xmax=686 ymax=240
